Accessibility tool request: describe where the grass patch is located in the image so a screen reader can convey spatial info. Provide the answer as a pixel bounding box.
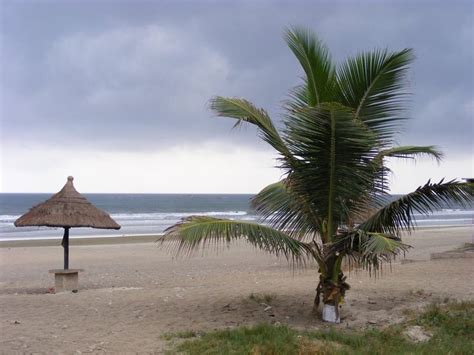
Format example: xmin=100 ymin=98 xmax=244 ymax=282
xmin=161 ymin=330 xmax=198 ymax=341
xmin=408 ymin=289 xmax=428 ymax=297
xmin=414 ymin=301 xmax=474 ymax=342
xmin=168 ymin=323 xmax=300 ymax=355
xmin=248 ymin=292 xmax=275 ymax=304
xmin=166 ymin=301 xmax=474 ymax=354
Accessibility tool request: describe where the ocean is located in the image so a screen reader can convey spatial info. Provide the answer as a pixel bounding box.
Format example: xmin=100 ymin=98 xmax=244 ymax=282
xmin=0 ymin=193 xmax=472 ymax=241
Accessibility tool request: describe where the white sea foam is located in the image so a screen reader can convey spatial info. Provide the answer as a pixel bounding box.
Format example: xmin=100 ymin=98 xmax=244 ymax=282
xmin=413 ymin=209 xmax=474 ymax=217
xmin=415 ymin=218 xmax=473 ymax=223
xmin=110 ymin=211 xmax=248 ymax=220
xmin=0 ymin=215 xmax=19 ymax=222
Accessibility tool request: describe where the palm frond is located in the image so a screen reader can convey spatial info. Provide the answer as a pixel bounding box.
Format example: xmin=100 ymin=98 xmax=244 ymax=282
xmin=336 ymin=48 xmax=414 ymax=143
xmin=209 ymin=96 xmax=294 ymax=161
xmin=283 ymin=103 xmax=380 ymax=239
xmin=285 ymin=82 xmax=311 ymax=113
xmin=375 ymin=145 xmax=443 ymax=163
xmin=251 ymin=179 xmax=321 ymax=239
xmin=161 ymin=216 xmax=311 ymax=263
xmin=333 ymin=230 xmax=411 ymax=274
xmin=370 ymin=145 xmax=443 ymax=197
xmin=284 ymin=27 xmax=335 ymax=105
xmin=359 ymin=179 xmax=473 ymax=235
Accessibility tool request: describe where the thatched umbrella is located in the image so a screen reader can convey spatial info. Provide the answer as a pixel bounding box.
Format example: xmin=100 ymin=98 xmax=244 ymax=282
xmin=15 ymin=176 xmax=120 ymax=269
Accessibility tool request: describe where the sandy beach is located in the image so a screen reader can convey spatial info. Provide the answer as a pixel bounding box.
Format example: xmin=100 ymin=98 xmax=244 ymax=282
xmin=1 ymin=226 xmax=473 ymax=353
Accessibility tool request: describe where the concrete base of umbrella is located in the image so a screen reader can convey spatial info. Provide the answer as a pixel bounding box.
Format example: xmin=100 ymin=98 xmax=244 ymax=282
xmin=49 ymin=269 xmax=84 ymax=292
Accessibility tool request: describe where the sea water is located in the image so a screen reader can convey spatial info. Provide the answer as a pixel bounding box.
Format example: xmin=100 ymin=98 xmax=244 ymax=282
xmin=0 ymin=193 xmax=472 ymax=241
xmin=0 ymin=194 xmax=255 ymax=241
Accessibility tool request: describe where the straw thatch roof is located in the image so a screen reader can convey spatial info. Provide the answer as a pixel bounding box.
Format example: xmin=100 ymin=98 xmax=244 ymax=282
xmin=14 ymin=176 xmax=120 ymax=229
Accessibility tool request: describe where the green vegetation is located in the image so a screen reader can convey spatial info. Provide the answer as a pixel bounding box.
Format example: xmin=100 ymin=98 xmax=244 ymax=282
xmin=165 ymin=301 xmax=474 ymax=354
xmin=248 ymin=292 xmax=276 ymax=304
xmin=162 ymin=27 xmax=473 ymax=321
xmin=161 ymin=330 xmax=198 ymax=341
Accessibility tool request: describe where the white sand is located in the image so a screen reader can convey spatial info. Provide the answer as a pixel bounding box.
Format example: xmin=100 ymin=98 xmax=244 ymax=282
xmin=0 ymin=226 xmax=472 ymax=353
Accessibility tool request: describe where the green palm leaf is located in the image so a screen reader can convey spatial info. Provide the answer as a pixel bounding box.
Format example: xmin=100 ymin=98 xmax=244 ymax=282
xmin=209 ymin=96 xmax=294 ymax=162
xmin=371 ymin=145 xmax=443 ymax=197
xmin=284 ymin=103 xmax=379 ymax=240
xmin=333 ymin=230 xmax=411 ymax=274
xmin=359 ymin=179 xmax=473 ymax=235
xmin=251 ymin=179 xmax=321 ymax=238
xmin=284 ymin=27 xmax=335 ymax=106
xmin=285 ymin=82 xmax=312 ymax=114
xmin=336 ymin=48 xmax=414 ymax=143
xmin=375 ymin=145 xmax=443 ymax=162
xmin=161 ymin=216 xmax=311 ymax=263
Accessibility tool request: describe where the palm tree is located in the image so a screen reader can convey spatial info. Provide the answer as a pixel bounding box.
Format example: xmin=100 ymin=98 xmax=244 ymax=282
xmin=162 ymin=27 xmax=473 ymax=323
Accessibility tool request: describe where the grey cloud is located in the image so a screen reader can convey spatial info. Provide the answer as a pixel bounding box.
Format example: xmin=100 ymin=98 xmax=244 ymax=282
xmin=1 ymin=0 xmax=473 ymax=155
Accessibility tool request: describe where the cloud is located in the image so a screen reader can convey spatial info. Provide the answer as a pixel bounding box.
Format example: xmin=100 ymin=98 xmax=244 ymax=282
xmin=3 ymin=24 xmax=249 ymax=150
xmin=1 ymin=0 xmax=473 ymax=193
xmin=387 ymin=153 xmax=474 ymax=194
xmin=1 ymin=141 xmax=281 ymax=193
xmin=405 ymin=92 xmax=474 ymax=151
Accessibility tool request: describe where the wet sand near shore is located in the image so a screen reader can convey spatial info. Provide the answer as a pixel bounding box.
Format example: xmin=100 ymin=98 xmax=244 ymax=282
xmin=0 ymin=234 xmax=161 ymax=248
xmin=0 ymin=226 xmax=472 ymax=353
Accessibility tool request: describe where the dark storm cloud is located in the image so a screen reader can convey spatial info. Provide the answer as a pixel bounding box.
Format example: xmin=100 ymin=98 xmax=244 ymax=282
xmin=1 ymin=0 xmax=473 ymax=154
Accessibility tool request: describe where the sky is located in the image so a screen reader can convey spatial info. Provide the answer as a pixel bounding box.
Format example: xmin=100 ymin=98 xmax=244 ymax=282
xmin=1 ymin=0 xmax=473 ymax=193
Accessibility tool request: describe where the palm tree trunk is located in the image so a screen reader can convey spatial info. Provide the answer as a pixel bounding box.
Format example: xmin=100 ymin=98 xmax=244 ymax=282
xmin=313 ymin=260 xmax=348 ymax=323
xmin=312 ymin=281 xmax=322 ymax=315
xmin=312 ymin=281 xmax=341 ymax=323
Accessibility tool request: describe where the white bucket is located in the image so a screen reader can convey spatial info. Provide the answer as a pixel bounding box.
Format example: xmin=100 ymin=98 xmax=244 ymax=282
xmin=322 ymin=304 xmax=340 ymax=323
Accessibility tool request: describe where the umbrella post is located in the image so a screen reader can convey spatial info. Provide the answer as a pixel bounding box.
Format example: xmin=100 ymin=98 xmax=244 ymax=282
xmin=62 ymin=227 xmax=70 ymax=270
